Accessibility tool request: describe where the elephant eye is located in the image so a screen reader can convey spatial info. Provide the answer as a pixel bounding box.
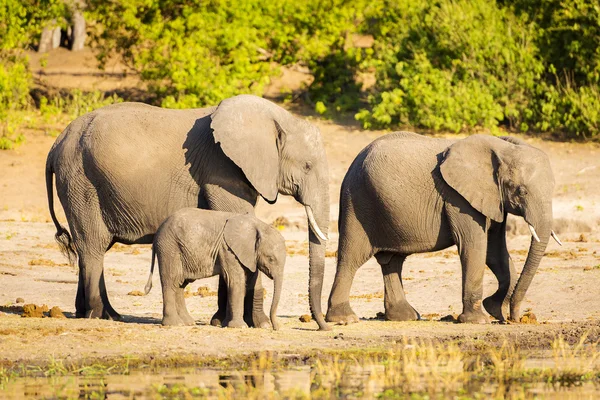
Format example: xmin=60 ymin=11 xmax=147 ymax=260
xmin=303 ymin=162 xmax=312 ymax=173
xmin=518 ymin=186 xmax=528 ymax=196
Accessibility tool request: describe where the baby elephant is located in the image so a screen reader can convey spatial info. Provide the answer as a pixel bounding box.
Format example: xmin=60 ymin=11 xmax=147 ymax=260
xmin=144 ymin=208 xmax=286 ymax=329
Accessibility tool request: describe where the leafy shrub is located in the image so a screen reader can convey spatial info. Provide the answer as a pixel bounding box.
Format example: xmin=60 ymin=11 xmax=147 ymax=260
xmin=39 ymin=90 xmax=123 ymax=136
xmin=2 ymin=0 xmax=599 ymax=141
xmin=355 ymin=0 xmax=543 ymax=132
xmin=0 ymin=0 xmax=67 ymax=148
xmin=87 ymin=0 xmax=366 ymax=109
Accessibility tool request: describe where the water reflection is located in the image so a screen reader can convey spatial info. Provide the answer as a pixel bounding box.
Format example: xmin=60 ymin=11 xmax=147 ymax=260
xmin=2 ymin=363 xmax=599 ymax=399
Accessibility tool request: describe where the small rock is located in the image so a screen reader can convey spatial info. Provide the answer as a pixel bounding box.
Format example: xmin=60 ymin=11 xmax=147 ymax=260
xmin=15 ymin=297 xmax=24 ymax=304
xmin=127 ymin=290 xmax=145 ymax=296
xmin=440 ymin=314 xmax=458 ymax=322
xmin=520 ymin=312 xmax=538 ymax=324
xmin=49 ymin=306 xmax=66 ymax=319
xmin=299 ymin=314 xmax=312 ymax=323
xmin=22 ymin=304 xmax=47 ymax=318
xmin=334 ymin=333 xmax=345 ymax=340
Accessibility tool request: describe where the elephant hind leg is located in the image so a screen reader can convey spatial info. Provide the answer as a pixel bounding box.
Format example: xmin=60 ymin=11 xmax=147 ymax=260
xmin=76 ymin=246 xmax=121 ymax=320
xmin=71 ymin=221 xmax=120 ymax=320
xmin=378 ymin=253 xmax=420 ymax=321
xmin=326 ymin=213 xmax=373 ymax=324
xmin=176 ymin=281 xmax=195 ymax=326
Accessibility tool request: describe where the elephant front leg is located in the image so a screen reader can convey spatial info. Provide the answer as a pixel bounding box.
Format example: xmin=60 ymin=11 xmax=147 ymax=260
xmin=176 ymin=281 xmax=196 ymax=326
xmin=223 ymin=271 xmax=248 ymax=329
xmin=210 ymin=275 xmax=228 ymax=327
xmin=161 ymin=284 xmax=185 ymax=326
xmin=483 ymin=220 xmax=517 ymax=322
xmin=445 ymin=201 xmax=489 ymax=324
xmin=204 ymin=185 xmax=268 ymax=327
xmin=457 ymin=241 xmax=489 ymax=324
xmin=326 ymin=267 xmax=360 ymax=324
xmin=244 ymin=272 xmax=271 ymax=329
xmin=378 ymin=253 xmax=420 ymax=321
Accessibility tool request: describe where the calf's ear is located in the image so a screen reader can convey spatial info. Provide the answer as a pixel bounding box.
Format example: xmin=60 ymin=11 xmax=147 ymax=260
xmin=223 ymin=215 xmax=257 ymax=272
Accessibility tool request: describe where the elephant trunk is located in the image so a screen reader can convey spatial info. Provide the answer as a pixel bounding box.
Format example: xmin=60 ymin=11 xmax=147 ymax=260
xmin=270 ymin=273 xmax=282 ymax=331
xmin=509 ymin=212 xmax=551 ymax=321
xmin=306 ymin=200 xmax=331 ymax=331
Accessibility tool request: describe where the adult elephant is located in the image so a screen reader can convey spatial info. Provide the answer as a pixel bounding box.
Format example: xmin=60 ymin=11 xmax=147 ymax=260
xmin=326 ymin=132 xmax=561 ymax=324
xmin=46 ymin=95 xmax=330 ymax=331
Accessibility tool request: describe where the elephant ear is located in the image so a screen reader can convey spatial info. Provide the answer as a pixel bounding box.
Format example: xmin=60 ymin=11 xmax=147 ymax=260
xmin=440 ymin=135 xmax=504 ymax=223
xmin=210 ymin=95 xmax=280 ymax=203
xmin=223 ymin=215 xmax=257 ymax=272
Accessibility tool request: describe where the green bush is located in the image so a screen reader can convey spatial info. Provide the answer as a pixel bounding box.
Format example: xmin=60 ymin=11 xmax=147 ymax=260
xmin=2 ymin=0 xmax=599 ymax=141
xmin=0 ymin=0 xmax=67 ymax=148
xmin=87 ymin=0 xmax=365 ymax=109
xmin=39 ymin=90 xmax=123 ymax=136
xmin=355 ymin=0 xmax=544 ymax=132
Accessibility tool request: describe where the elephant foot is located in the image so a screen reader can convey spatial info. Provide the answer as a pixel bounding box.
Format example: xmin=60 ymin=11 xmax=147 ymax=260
xmin=326 ymin=302 xmax=359 ymax=324
xmin=83 ymin=303 xmax=122 ymax=321
xmin=75 ymin=301 xmax=86 ymax=318
xmin=483 ymin=296 xmax=507 ymax=322
xmin=249 ymin=310 xmax=271 ymax=329
xmin=457 ymin=310 xmax=489 ymax=324
xmin=225 ymin=319 xmax=248 ymax=329
xmin=210 ymin=309 xmax=226 ymax=327
xmin=385 ymin=303 xmax=420 ymax=321
xmin=162 ymin=315 xmax=185 ymax=326
xmin=179 ymin=312 xmax=196 ymax=326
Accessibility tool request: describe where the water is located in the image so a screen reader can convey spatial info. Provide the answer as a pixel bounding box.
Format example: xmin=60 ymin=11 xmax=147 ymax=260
xmin=2 ymin=362 xmax=599 ymax=399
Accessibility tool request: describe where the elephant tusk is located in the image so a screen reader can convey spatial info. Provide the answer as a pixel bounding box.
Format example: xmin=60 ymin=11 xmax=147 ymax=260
xmin=305 ymin=205 xmax=328 ymax=241
xmin=528 ymin=224 xmax=540 ymax=242
xmin=551 ymin=230 xmax=563 ymax=246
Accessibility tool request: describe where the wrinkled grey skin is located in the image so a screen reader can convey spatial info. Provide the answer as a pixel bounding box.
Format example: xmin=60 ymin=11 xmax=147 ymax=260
xmin=46 ymin=95 xmax=330 ymax=330
xmin=327 ymin=132 xmax=557 ymax=324
xmin=144 ymin=209 xmax=285 ymax=329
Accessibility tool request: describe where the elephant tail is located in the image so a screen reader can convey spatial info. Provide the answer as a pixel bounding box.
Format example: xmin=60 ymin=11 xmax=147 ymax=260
xmin=46 ymin=155 xmax=77 ymax=266
xmin=144 ymin=244 xmax=156 ymax=295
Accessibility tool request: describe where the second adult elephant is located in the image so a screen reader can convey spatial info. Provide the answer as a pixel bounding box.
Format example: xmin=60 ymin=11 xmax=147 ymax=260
xmin=327 ymin=132 xmax=561 ymax=324
xmin=46 ymin=95 xmax=330 ymax=330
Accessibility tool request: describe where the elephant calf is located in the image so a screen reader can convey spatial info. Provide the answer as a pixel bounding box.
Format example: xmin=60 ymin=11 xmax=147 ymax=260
xmin=144 ymin=209 xmax=286 ymax=329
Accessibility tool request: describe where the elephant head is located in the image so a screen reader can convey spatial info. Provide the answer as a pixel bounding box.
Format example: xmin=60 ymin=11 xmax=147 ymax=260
xmin=440 ymin=134 xmax=561 ymax=321
xmin=211 ymin=95 xmax=330 ymax=330
xmin=224 ymin=215 xmax=287 ymax=330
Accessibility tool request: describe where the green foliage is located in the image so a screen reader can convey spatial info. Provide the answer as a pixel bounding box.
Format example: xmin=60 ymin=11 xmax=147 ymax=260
xmin=503 ymin=0 xmax=600 ymax=138
xmin=0 ymin=0 xmax=67 ymax=149
xmin=39 ymin=90 xmax=123 ymax=136
xmin=2 ymin=0 xmax=600 ymax=141
xmin=87 ymin=0 xmax=365 ymax=109
xmin=355 ymin=0 xmax=543 ymax=132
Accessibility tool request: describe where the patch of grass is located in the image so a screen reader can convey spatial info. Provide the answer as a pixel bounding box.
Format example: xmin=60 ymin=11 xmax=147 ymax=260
xmin=28 ymin=259 xmax=67 ymax=267
xmin=4 ymin=232 xmax=16 ymax=240
xmin=350 ymin=291 xmax=384 ymax=300
xmin=1 ymin=334 xmax=599 ymax=397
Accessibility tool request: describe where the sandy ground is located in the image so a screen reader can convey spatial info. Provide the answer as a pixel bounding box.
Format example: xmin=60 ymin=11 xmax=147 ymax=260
xmin=0 ymin=50 xmax=599 ymax=366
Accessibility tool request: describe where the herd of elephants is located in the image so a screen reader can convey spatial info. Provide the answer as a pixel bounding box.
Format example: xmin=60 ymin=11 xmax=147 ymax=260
xmin=43 ymin=94 xmax=563 ymax=331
